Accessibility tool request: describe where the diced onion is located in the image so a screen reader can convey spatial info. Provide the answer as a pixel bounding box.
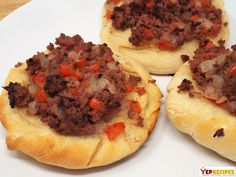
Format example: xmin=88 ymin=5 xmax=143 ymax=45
xmin=107 ymin=62 xmax=117 ymax=70
xmin=212 ymin=75 xmax=225 ymax=89
xmin=68 ymin=51 xmax=80 ymax=60
xmin=27 ymin=101 xmax=38 ymax=115
xmin=28 ymin=84 xmax=38 ymax=95
xmin=200 ymin=60 xmax=215 ymax=73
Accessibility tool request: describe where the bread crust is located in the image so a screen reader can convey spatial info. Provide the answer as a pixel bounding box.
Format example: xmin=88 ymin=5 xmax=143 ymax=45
xmin=100 ymin=0 xmax=230 ymax=75
xmin=0 ymin=57 xmax=162 ymax=169
xmin=166 ymin=62 xmax=236 ymax=162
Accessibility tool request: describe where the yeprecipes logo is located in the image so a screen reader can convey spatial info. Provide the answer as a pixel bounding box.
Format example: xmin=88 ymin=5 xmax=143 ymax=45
xmin=200 ymin=167 xmax=236 ymax=176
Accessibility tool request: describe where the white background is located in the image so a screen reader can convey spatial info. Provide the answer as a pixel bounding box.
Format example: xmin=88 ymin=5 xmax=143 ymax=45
xmin=0 ymin=0 xmax=235 ymax=176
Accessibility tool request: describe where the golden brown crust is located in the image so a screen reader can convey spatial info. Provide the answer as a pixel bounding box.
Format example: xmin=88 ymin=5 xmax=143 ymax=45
xmin=0 ymin=58 xmax=162 ymax=169
xmin=100 ymin=0 xmax=230 ymax=74
xmin=166 ymin=62 xmax=236 ymax=162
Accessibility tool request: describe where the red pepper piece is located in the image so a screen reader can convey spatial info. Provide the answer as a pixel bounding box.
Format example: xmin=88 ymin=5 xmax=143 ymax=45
xmin=129 ymin=101 xmax=142 ymax=113
xmin=105 ymin=122 xmax=126 ymax=140
xmin=205 ymin=42 xmax=214 ymax=49
xmin=136 ymin=87 xmax=146 ymax=95
xmin=89 ymin=98 xmax=103 ymax=111
xmin=125 ymin=82 xmax=135 ymax=93
xmin=90 ymin=64 xmax=100 ymax=71
xmin=191 ymin=15 xmax=199 ymax=23
xmin=157 ymin=40 xmax=173 ymax=50
xmin=59 ymin=65 xmax=74 ymax=77
xmin=33 ymin=73 xmax=46 ymax=88
xmin=76 ymin=59 xmax=87 ymax=67
xmin=74 ymin=71 xmax=82 ymax=80
xmin=146 ymin=0 xmax=155 ymax=9
xmin=226 ymin=63 xmax=236 ymax=74
xmin=35 ymin=89 xmax=47 ymax=102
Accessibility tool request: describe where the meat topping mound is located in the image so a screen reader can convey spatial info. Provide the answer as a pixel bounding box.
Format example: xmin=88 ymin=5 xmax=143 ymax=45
xmin=189 ymin=42 xmax=236 ymax=115
xmin=4 ymin=34 xmax=143 ymax=136
xmin=107 ymin=0 xmax=223 ymax=50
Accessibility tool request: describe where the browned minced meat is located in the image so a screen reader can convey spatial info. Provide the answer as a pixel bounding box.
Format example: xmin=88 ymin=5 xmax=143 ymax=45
xmin=181 ymin=55 xmax=190 ymax=63
xmin=44 ymin=75 xmax=67 ymax=96
xmin=4 ymin=34 xmax=142 ymax=136
xmin=3 ymin=82 xmax=31 ymax=108
xmin=108 ymin=0 xmax=223 ymax=50
xmin=189 ymin=43 xmax=236 ymax=115
xmin=213 ymin=128 xmax=224 ymax=138
xmin=128 ymin=75 xmax=141 ymax=86
xmin=178 ymin=79 xmax=193 ymax=92
xmin=15 ymin=62 xmax=23 ymax=68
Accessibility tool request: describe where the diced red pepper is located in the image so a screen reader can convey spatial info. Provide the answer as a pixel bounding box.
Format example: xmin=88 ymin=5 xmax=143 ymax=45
xmin=70 ymin=88 xmax=79 ymax=97
xmin=59 ymin=65 xmax=74 ymax=77
xmin=226 ymin=63 xmax=236 ymax=74
xmin=74 ymin=71 xmax=82 ymax=80
xmin=125 ymin=82 xmax=135 ymax=93
xmin=106 ymin=10 xmax=112 ymax=20
xmin=89 ymin=98 xmax=103 ymax=111
xmin=129 ymin=101 xmax=142 ymax=113
xmin=136 ymin=87 xmax=146 ymax=95
xmin=146 ymin=0 xmax=155 ymax=9
xmin=76 ymin=59 xmax=87 ymax=67
xmin=33 ymin=73 xmax=46 ymax=88
xmin=113 ymin=0 xmax=120 ymax=5
xmin=74 ymin=47 xmax=81 ymax=53
xmin=191 ymin=15 xmax=199 ymax=23
xmin=35 ymin=89 xmax=47 ymax=103
xmin=90 ymin=64 xmax=100 ymax=71
xmin=205 ymin=41 xmax=214 ymax=49
xmin=157 ymin=40 xmax=173 ymax=50
xmin=105 ymin=122 xmax=126 ymax=140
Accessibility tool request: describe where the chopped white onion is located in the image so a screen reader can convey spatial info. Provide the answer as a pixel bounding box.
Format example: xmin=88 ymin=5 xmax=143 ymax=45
xmin=200 ymin=60 xmax=215 ymax=73
xmin=212 ymin=75 xmax=225 ymax=89
xmin=68 ymin=51 xmax=80 ymax=60
xmin=107 ymin=62 xmax=117 ymax=70
xmin=27 ymin=101 xmax=38 ymax=115
xmin=28 ymin=84 xmax=38 ymax=95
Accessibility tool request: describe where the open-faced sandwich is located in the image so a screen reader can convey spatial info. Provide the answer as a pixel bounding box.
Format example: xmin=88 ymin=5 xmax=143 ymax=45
xmin=166 ymin=40 xmax=236 ymax=161
xmin=101 ymin=0 xmax=229 ymax=74
xmin=0 ymin=34 xmax=162 ymax=169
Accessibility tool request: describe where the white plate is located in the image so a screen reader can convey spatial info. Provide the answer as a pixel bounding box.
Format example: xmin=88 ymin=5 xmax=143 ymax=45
xmin=0 ymin=0 xmax=236 ymax=176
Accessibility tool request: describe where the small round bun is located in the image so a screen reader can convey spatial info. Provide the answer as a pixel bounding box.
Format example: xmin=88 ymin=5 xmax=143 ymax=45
xmin=166 ymin=62 xmax=236 ymax=162
xmin=100 ymin=0 xmax=229 ymax=75
xmin=0 ymin=57 xmax=162 ymax=169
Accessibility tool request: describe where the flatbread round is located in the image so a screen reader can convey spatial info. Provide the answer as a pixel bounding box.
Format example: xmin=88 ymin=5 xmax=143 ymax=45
xmin=0 ymin=57 xmax=162 ymax=169
xmin=166 ymin=62 xmax=236 ymax=162
xmin=100 ymin=0 xmax=229 ymax=75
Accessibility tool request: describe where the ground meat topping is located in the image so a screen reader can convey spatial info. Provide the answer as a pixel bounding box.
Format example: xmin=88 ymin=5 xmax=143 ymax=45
xmin=189 ymin=43 xmax=236 ymax=115
xmin=178 ymin=79 xmax=193 ymax=92
xmin=4 ymin=34 xmax=143 ymax=136
xmin=3 ymin=82 xmax=31 ymax=108
xmin=213 ymin=128 xmax=224 ymax=138
xmin=107 ymin=0 xmax=223 ymax=50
